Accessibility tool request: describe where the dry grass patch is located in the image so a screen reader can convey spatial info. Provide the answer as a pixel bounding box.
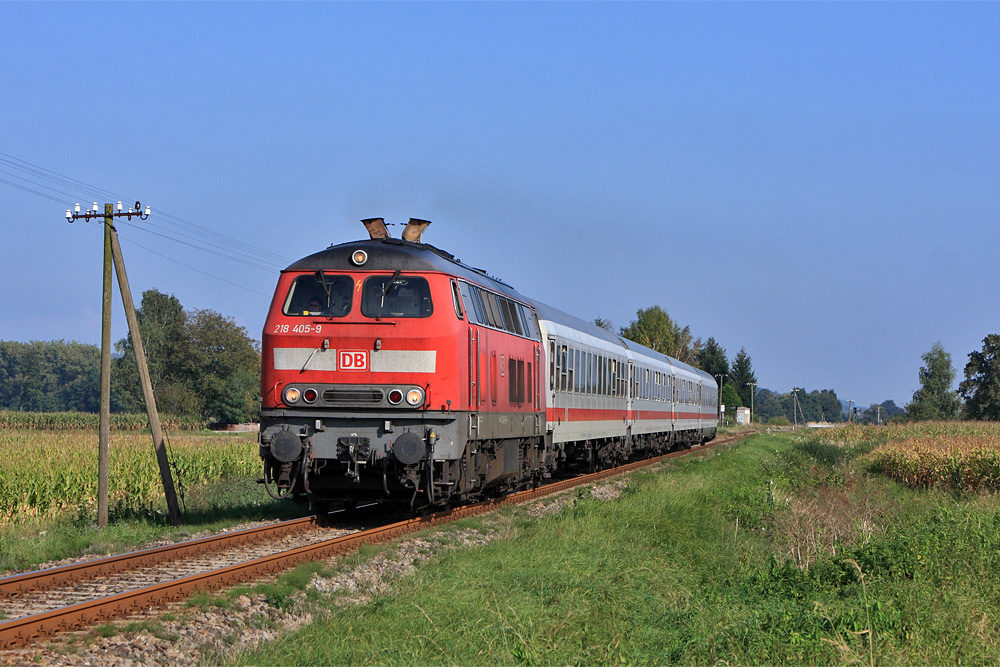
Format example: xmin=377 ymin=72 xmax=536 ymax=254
xmin=771 ymin=473 xmax=896 ymax=568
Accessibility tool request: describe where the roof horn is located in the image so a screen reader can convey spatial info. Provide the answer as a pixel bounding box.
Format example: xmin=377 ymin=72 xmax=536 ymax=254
xmin=401 ymin=218 xmax=432 ymax=243
xmin=361 ymin=217 xmax=390 ymax=239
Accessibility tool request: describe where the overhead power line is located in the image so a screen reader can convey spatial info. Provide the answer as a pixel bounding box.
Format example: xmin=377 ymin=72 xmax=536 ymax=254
xmin=0 ymin=176 xmax=72 ymax=204
xmin=118 ymin=235 xmax=273 ymax=298
xmin=0 ymin=151 xmax=298 ymax=275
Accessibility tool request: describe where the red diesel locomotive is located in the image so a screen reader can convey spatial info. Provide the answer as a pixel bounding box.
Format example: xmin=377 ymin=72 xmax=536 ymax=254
xmin=259 ymin=218 xmax=717 ymax=512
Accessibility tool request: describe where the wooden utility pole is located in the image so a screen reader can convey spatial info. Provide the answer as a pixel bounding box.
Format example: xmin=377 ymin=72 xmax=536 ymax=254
xmin=98 ymin=205 xmax=113 ymax=528
xmin=108 ymin=227 xmax=181 ymax=525
xmin=67 ymin=201 xmax=182 ymax=526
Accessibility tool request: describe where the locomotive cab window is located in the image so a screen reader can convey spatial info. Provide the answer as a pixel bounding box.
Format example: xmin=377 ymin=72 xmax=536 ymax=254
xmin=362 ymin=275 xmax=433 ymax=318
xmin=451 ymin=280 xmax=464 ymax=319
xmin=283 ymin=273 xmax=353 ymax=317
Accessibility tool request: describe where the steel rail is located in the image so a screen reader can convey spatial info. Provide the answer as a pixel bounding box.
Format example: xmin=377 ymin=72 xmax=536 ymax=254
xmin=0 ymin=516 xmax=320 ymax=600
xmin=0 ymin=432 xmax=745 ymax=649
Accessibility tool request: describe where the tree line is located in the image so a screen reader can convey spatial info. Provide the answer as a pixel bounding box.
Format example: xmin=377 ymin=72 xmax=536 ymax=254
xmin=605 ymin=307 xmax=1000 ymax=425
xmin=905 ymin=337 xmax=1000 ymax=421
xmin=20 ymin=297 xmax=999 ymax=426
xmin=606 ymin=306 xmax=885 ymax=425
xmin=0 ymin=289 xmax=260 ymax=424
xmin=0 ymin=340 xmax=101 ymax=413
xmin=599 ymin=305 xmax=759 ymax=419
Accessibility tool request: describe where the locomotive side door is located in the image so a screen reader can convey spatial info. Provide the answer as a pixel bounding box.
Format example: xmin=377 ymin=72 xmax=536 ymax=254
xmin=534 ymin=343 xmax=542 ymax=413
xmin=626 ymin=361 xmax=635 ymax=433
xmin=469 ymin=327 xmax=479 ymax=409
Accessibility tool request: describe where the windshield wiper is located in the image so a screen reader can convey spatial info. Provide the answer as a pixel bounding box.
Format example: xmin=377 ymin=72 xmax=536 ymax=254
xmin=382 ymin=269 xmax=401 ymax=297
xmin=315 ymin=270 xmax=333 ymax=310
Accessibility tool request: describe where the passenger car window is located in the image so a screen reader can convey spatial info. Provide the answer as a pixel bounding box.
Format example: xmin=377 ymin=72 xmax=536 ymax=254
xmin=283 ymin=274 xmax=353 ymax=317
xmin=361 ymin=275 xmax=433 ymax=318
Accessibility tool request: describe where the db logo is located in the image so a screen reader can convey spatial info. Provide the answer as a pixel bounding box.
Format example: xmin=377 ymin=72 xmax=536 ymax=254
xmin=338 ymin=350 xmax=368 ymax=371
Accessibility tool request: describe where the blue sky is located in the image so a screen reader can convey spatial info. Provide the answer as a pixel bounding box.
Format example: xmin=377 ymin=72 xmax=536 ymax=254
xmin=2 ymin=2 xmax=998 ymax=408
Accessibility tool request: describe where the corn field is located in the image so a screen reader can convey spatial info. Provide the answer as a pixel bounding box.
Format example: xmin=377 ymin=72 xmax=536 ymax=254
xmin=0 ymin=410 xmax=206 ymax=431
xmin=0 ymin=429 xmax=259 ymax=525
xmin=810 ymin=422 xmax=1000 ymax=492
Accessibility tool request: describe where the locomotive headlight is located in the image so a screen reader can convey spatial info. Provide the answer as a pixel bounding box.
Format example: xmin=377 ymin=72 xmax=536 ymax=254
xmin=387 ymin=389 xmax=403 ymax=405
xmin=303 ymin=388 xmax=318 ymax=403
xmin=283 ymin=387 xmax=301 ymax=404
xmin=350 ymin=249 xmax=369 ymax=266
xmin=405 ymin=388 xmax=424 ymax=406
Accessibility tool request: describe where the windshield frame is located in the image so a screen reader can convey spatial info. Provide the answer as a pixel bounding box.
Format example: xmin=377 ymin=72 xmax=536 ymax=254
xmin=360 ymin=274 xmax=433 ymax=319
xmin=281 ymin=273 xmax=354 ymax=318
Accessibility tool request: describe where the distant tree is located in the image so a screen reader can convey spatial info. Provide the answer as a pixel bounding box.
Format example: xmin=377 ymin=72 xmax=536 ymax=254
xmin=860 ymin=403 xmax=879 ymax=424
xmin=185 ymin=308 xmax=261 ymax=423
xmin=114 ymin=289 xmax=260 ymax=423
xmin=593 ymin=317 xmax=615 ymax=333
xmin=113 ymin=290 xmax=191 ymax=415
xmin=52 ymin=342 xmax=102 ymax=412
xmin=881 ymin=399 xmax=906 ymax=418
xmin=674 ymin=326 xmax=702 ymax=366
xmin=0 ymin=340 xmax=101 ymax=412
xmin=720 ymin=383 xmax=742 ymax=423
xmin=619 ymin=306 xmax=680 ymax=357
xmin=745 ymin=386 xmax=846 ymax=425
xmin=959 ymin=334 xmax=1000 ymax=420
xmin=813 ymin=389 xmax=843 ymax=423
xmin=861 ymin=399 xmax=906 ymax=424
xmin=618 ymin=305 xmax=700 ymax=363
xmin=755 ymin=388 xmax=789 ymax=424
xmin=907 ymin=342 xmax=961 ymax=421
xmin=793 ymin=388 xmax=819 ymax=423
xmin=753 ymin=387 xmax=842 ymax=425
xmin=729 ymin=348 xmax=757 ymax=409
xmin=697 ymin=337 xmax=729 ymax=379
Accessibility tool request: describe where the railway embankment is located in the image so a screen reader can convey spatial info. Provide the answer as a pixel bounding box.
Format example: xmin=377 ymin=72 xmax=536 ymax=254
xmin=6 ymin=426 xmax=1000 ymax=664
xmin=235 ymin=427 xmax=1000 ymax=665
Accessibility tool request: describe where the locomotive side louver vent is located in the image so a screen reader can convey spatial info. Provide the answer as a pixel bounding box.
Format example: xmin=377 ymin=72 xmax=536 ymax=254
xmin=322 ymin=388 xmax=385 ymax=404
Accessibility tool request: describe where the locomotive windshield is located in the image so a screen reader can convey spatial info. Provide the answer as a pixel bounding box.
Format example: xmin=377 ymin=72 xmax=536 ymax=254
xmin=282 ymin=273 xmax=353 ymax=317
xmin=361 ymin=275 xmax=432 ymax=318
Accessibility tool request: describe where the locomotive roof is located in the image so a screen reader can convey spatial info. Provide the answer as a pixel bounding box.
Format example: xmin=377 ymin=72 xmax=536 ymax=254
xmin=527 ymin=298 xmax=626 ymax=348
xmin=619 ymin=338 xmax=713 ymax=380
xmin=285 ymin=238 xmax=526 ymax=301
xmin=286 ymin=237 xmax=714 ymax=384
xmin=529 ymin=298 xmax=714 ymax=382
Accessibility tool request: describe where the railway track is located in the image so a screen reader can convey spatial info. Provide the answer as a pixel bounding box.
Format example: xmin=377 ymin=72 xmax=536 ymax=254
xmin=0 ymin=432 xmax=745 ymax=649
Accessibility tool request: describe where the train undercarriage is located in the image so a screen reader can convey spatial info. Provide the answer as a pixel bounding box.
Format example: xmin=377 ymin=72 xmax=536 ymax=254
xmin=260 ymin=409 xmax=716 ymax=514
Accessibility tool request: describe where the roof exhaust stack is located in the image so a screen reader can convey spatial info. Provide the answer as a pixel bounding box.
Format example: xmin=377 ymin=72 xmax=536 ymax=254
xmin=402 ymin=218 xmax=431 ymax=243
xmin=362 ymin=217 xmax=390 ymax=239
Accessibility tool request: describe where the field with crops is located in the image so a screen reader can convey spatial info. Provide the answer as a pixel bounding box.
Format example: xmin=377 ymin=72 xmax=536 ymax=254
xmin=0 ymin=428 xmax=259 ymax=526
xmin=810 ymin=421 xmax=1000 ymax=492
xmin=0 ymin=410 xmax=206 ymax=431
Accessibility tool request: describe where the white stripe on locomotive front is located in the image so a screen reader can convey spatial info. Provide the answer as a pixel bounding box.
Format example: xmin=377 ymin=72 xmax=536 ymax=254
xmin=273 ymin=348 xmax=437 ymax=373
